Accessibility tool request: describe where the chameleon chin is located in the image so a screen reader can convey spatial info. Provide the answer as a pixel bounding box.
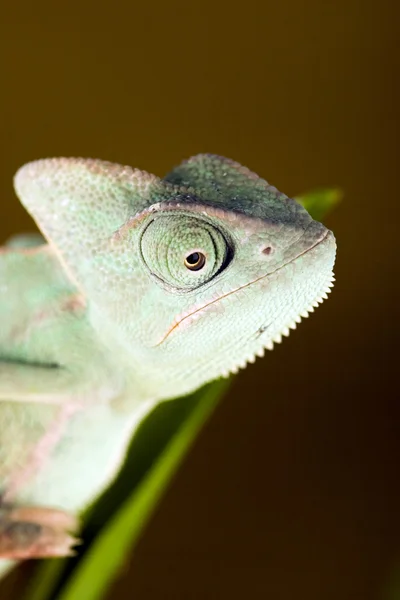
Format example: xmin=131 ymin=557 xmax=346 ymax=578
xmin=0 ymin=154 xmax=336 ymax=574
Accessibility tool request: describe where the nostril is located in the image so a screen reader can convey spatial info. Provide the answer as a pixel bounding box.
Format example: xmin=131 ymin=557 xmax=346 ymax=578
xmin=262 ymin=246 xmax=272 ymax=255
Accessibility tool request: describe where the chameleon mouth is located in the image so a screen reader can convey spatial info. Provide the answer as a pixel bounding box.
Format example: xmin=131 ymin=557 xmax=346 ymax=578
xmin=154 ymin=229 xmax=333 ymax=347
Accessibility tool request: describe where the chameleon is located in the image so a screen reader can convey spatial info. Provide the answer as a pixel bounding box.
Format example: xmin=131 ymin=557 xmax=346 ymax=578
xmin=0 ymin=154 xmax=336 ymax=575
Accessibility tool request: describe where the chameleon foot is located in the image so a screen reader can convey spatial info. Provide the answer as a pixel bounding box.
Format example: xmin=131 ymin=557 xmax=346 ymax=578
xmin=0 ymin=503 xmax=80 ymax=559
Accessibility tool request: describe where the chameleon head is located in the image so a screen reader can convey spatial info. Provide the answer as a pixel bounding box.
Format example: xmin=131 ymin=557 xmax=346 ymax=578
xmin=14 ymin=154 xmax=336 ymax=400
xmin=131 ymin=196 xmax=335 ymax=393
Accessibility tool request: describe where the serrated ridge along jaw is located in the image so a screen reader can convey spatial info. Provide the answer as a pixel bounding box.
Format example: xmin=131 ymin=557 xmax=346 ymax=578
xmin=224 ymin=271 xmax=335 ymax=377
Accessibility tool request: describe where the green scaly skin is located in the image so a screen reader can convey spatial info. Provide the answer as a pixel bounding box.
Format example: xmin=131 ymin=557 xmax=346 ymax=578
xmin=0 ymin=154 xmax=336 ymax=574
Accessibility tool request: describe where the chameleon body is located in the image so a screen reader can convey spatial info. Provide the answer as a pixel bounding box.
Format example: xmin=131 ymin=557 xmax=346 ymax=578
xmin=0 ymin=154 xmax=336 ymax=572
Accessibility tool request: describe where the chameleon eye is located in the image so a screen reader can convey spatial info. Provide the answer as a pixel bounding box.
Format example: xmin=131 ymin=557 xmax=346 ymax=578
xmin=184 ymin=252 xmax=206 ymax=271
xmin=140 ymin=214 xmax=228 ymax=291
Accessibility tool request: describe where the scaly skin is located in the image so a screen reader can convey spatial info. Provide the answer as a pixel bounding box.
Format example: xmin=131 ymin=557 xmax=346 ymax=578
xmin=0 ymin=154 xmax=336 ymax=574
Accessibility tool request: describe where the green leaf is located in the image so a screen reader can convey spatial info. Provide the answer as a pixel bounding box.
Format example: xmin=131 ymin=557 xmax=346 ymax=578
xmin=295 ymin=187 xmax=343 ymax=222
xmin=22 ymin=560 xmax=66 ymax=600
xmin=21 ymin=186 xmax=341 ymax=600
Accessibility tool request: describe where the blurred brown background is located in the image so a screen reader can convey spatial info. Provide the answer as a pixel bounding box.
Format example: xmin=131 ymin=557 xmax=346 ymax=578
xmin=0 ymin=1 xmax=399 ymax=598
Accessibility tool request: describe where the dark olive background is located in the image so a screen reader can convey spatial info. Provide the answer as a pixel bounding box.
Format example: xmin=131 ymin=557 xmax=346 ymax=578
xmin=0 ymin=2 xmax=399 ymax=599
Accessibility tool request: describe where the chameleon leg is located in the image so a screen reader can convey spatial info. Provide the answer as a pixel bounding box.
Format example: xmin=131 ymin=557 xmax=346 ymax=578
xmin=0 ymin=502 xmax=80 ymax=559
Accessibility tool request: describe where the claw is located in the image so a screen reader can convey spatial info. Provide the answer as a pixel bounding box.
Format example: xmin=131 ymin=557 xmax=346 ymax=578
xmin=0 ymin=504 xmax=80 ymax=560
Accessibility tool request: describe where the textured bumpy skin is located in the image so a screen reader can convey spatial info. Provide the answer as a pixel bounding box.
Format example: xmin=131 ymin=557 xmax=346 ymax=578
xmin=0 ymin=154 xmax=336 ymax=574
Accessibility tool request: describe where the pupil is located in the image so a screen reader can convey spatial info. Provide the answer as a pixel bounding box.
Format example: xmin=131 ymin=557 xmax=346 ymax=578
xmin=184 ymin=251 xmax=206 ymax=271
xmin=187 ymin=252 xmax=200 ymax=265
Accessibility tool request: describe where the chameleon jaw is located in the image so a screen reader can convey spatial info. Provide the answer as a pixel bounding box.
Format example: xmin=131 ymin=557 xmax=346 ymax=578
xmin=221 ymin=270 xmax=336 ymax=377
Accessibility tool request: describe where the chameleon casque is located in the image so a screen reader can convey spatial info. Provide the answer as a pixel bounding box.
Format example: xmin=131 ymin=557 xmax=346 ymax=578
xmin=0 ymin=154 xmax=336 ymax=575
